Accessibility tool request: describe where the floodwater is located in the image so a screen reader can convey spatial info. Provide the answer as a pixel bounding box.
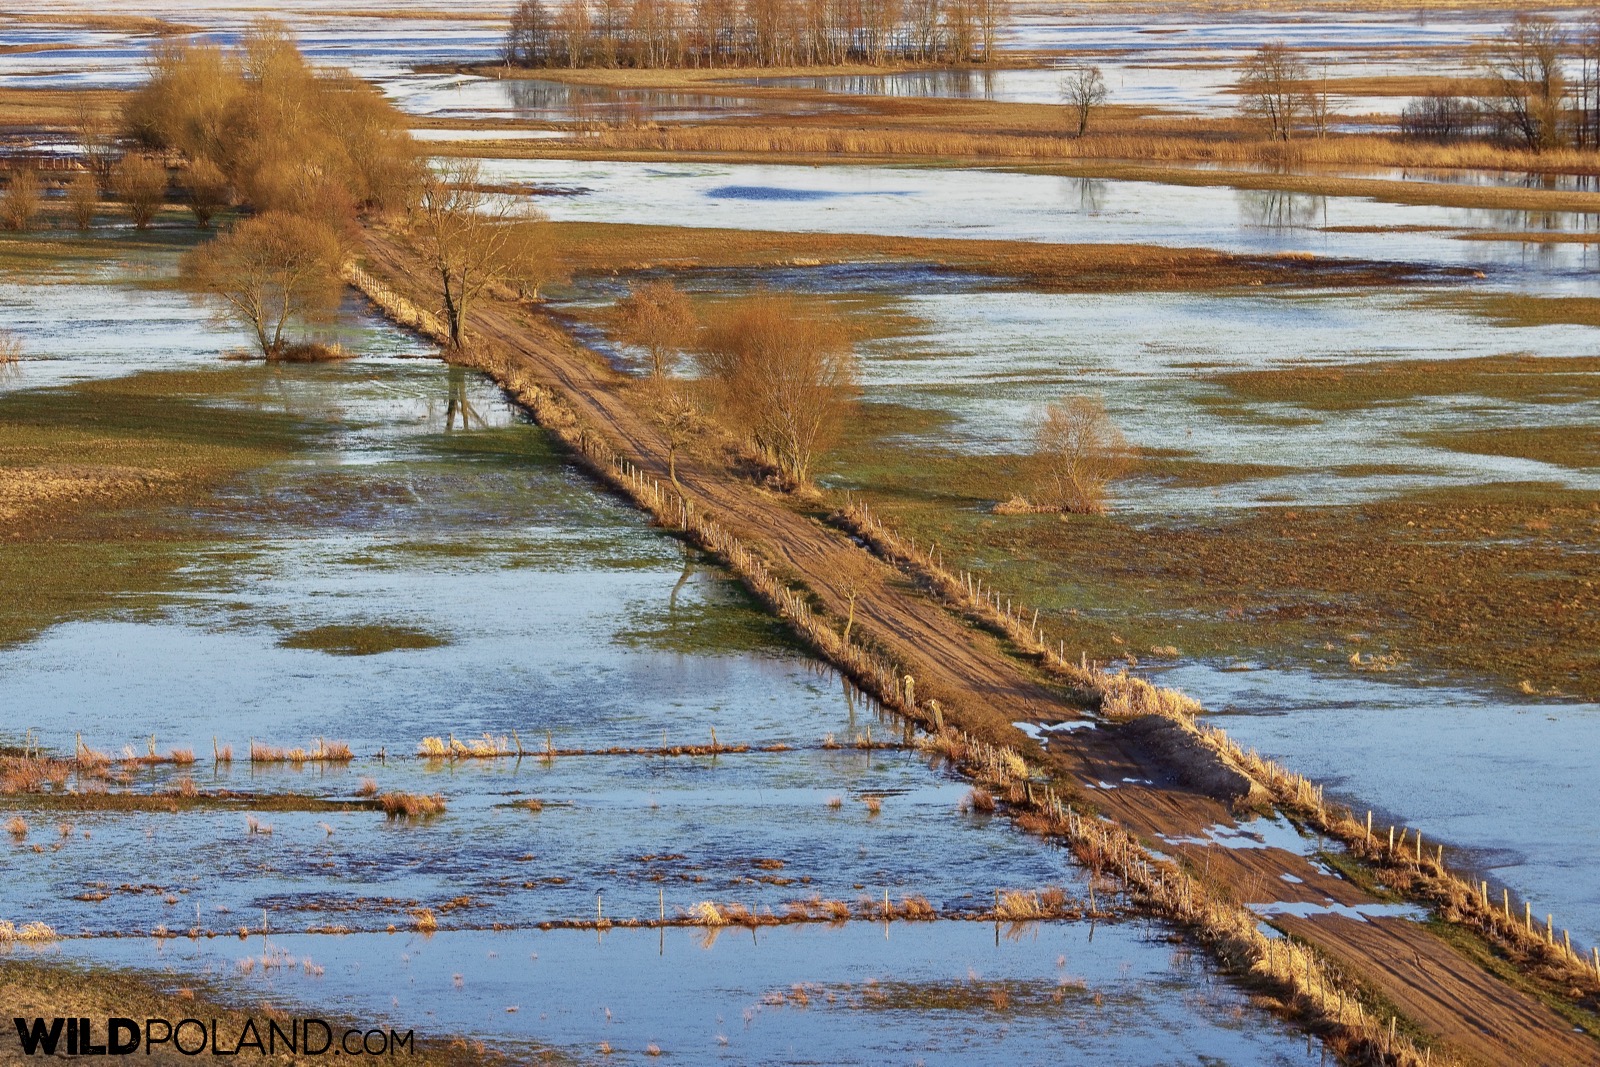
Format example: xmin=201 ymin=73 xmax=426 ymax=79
xmin=1155 ymin=663 xmax=1600 ymax=947
xmin=0 ymin=248 xmax=1316 ymax=1063
xmin=475 ymin=157 xmax=1600 ymax=287
xmin=44 ymin=924 xmax=1313 ymax=1066
xmin=381 ymin=74 xmax=838 ymax=125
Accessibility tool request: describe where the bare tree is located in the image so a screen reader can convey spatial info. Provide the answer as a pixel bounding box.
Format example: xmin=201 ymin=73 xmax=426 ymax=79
xmin=649 ymin=380 xmax=701 ymax=488
xmin=66 ymin=170 xmax=99 ymax=230
xmin=1400 ymin=92 xmax=1481 ymax=142
xmin=74 ymin=99 xmax=119 ymax=179
xmin=1238 ymin=41 xmax=1309 ymax=141
xmin=1029 ymin=396 xmax=1131 ymax=515
xmin=110 ymin=154 xmax=168 ymax=229
xmin=1477 ymin=14 xmax=1568 ymax=152
xmin=180 ymin=211 xmax=345 ymax=359
xmin=407 ymin=160 xmax=559 ymax=350
xmin=507 ymin=0 xmax=555 ymax=65
xmin=613 ymin=280 xmax=698 ymax=376
xmin=1061 ymin=65 xmax=1107 ymax=138
xmin=696 ymin=293 xmax=856 ymax=488
xmin=0 ymin=168 xmax=42 ymax=232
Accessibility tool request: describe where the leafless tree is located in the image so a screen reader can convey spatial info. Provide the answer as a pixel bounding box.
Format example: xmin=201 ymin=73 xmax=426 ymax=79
xmin=1238 ymin=41 xmax=1310 ymax=141
xmin=111 ymin=155 xmax=168 ymax=229
xmin=0 ymin=168 xmax=42 ymax=232
xmin=66 ymin=170 xmax=99 ymax=230
xmin=696 ymin=293 xmax=857 ymax=488
xmin=180 ymin=211 xmax=345 ymax=358
xmin=1029 ymin=396 xmax=1131 ymax=515
xmin=183 ymin=158 xmax=231 ymax=228
xmin=408 ymin=160 xmax=559 ymax=349
xmin=1400 ymin=92 xmax=1481 ymax=142
xmin=1061 ymin=65 xmax=1107 ymax=137
xmin=1477 ymin=13 xmax=1568 ymax=152
xmin=648 ymin=379 xmax=701 ymax=487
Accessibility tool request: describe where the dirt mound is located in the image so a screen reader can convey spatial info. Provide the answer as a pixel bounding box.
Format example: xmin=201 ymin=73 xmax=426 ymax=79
xmin=1114 ymin=714 xmax=1269 ymax=810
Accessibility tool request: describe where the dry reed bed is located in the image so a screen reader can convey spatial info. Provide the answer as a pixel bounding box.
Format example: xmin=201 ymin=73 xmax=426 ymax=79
xmin=833 ymin=500 xmax=1600 ymax=1010
xmin=577 ymin=124 xmax=1600 ymax=179
xmin=346 ymin=263 xmax=1458 ymax=1066
xmin=415 ymin=731 xmax=899 ymax=759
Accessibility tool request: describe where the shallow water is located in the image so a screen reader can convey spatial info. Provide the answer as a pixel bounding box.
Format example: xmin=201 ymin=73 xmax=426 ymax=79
xmin=477 ymin=157 xmax=1600 ymax=288
xmin=39 ymin=923 xmax=1315 ymax=1066
xmin=1155 ymin=662 xmax=1600 ymax=946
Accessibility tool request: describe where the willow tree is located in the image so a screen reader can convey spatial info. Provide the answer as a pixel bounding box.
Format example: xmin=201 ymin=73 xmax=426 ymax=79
xmin=696 ymin=293 xmax=856 ymax=488
xmin=180 ymin=211 xmax=345 ymax=359
xmin=1029 ymin=396 xmax=1131 ymax=515
xmin=612 ymin=280 xmax=698 ymax=377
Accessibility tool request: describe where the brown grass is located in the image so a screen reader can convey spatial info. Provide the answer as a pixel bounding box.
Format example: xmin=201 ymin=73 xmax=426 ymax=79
xmin=380 ymin=792 xmax=448 ymax=819
xmin=249 ymin=739 xmax=355 ymax=764
xmin=962 ymin=786 xmax=997 ymax=813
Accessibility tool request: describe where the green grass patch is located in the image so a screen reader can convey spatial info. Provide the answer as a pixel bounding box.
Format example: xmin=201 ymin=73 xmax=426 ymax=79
xmin=278 ymin=623 xmax=451 ymax=656
xmin=1412 ymin=426 xmax=1600 ymax=469
xmin=0 ymin=368 xmax=321 ymax=649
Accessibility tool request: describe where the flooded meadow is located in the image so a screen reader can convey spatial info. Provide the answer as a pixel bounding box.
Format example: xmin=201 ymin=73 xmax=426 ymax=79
xmin=0 ymin=239 xmax=1318 ymax=1063
xmin=3 ymin=1 xmax=1600 ymax=1061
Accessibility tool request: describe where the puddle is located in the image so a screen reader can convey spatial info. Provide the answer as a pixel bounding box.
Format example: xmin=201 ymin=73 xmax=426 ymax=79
xmin=1249 ymin=901 xmax=1431 ymax=923
xmin=1159 ymin=815 xmax=1325 ymax=857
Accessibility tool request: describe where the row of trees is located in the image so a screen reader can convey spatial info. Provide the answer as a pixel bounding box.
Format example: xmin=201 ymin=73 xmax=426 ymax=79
xmin=116 ymin=24 xmax=556 ymax=360
xmin=0 ymin=155 xmax=182 ymax=233
xmin=125 ymin=22 xmax=419 ymax=223
xmin=1242 ymin=16 xmax=1600 ymax=151
xmin=504 ymin=0 xmax=1006 ymax=68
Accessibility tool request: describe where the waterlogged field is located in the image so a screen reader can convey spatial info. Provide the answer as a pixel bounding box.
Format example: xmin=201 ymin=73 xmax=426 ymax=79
xmin=0 ymin=250 xmax=1318 ymax=1063
xmin=6 ymin=1 xmax=1600 ymax=1059
xmin=542 ymin=169 xmax=1600 ymax=944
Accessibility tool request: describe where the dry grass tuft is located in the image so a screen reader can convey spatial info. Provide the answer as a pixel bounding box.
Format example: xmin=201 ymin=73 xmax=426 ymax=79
xmin=962 ymin=787 xmax=997 ymax=814
xmin=356 ymin=777 xmax=379 ymax=797
xmin=5 ymin=816 xmax=27 ymax=840
xmin=380 ymin=792 xmax=447 ymax=819
xmin=862 ymin=796 xmax=883 ymax=817
xmin=412 ymin=908 xmax=438 ymax=932
xmin=0 ymin=919 xmax=56 ymax=942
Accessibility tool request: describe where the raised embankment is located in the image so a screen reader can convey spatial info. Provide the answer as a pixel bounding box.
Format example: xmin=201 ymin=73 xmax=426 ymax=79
xmin=352 ymin=234 xmax=1600 ymax=1067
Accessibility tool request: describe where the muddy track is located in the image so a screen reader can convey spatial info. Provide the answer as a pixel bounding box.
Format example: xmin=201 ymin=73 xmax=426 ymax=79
xmin=360 ymin=234 xmax=1598 ymax=1067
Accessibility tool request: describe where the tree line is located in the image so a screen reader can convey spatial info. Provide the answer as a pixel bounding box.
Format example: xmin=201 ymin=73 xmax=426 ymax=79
xmin=503 ymin=0 xmax=1007 ymax=68
xmin=1235 ymin=16 xmax=1600 ymax=152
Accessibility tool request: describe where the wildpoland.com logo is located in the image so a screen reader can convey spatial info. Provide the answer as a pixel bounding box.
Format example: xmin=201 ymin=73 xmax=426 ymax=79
xmin=13 ymin=1017 xmax=415 ymax=1057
